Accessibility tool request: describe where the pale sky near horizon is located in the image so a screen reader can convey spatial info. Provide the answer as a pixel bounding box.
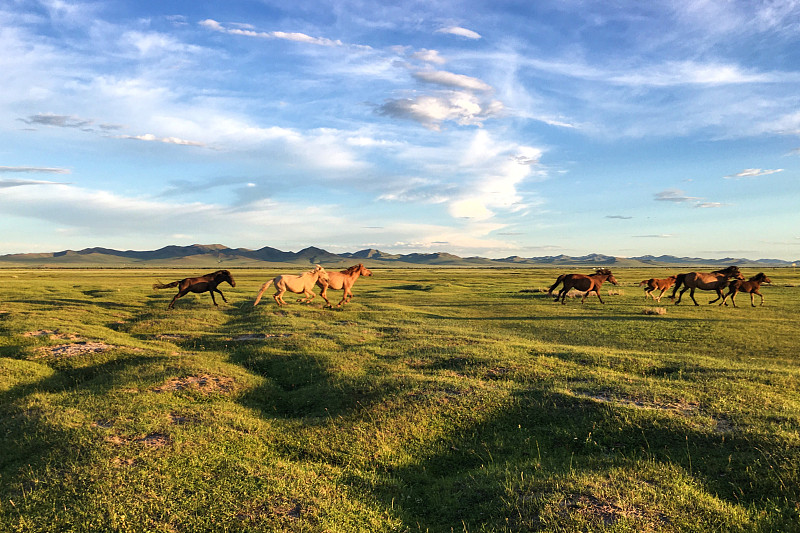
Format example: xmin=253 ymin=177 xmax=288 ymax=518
xmin=2 ymin=0 xmax=800 ymax=260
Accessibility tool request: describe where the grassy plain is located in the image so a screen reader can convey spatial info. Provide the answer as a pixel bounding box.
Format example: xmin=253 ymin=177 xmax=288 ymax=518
xmin=1 ymin=266 xmax=798 ymax=532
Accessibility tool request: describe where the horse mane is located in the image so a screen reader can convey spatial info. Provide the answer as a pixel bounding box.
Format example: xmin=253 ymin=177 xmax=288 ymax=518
xmin=750 ymin=272 xmax=766 ymax=281
xmin=342 ymin=264 xmax=362 ymax=274
xmin=712 ymin=265 xmax=740 ymax=275
xmin=595 ymin=268 xmax=612 ymax=275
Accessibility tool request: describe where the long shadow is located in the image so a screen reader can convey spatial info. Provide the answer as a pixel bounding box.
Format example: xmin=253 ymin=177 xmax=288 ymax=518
xmin=358 ymin=385 xmax=799 ymax=530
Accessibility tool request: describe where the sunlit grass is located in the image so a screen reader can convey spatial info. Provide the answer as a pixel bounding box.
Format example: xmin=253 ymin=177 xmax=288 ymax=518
xmin=1 ymin=267 xmax=798 ymax=531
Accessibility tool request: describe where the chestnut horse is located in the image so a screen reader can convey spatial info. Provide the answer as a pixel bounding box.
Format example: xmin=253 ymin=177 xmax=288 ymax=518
xmin=639 ymin=275 xmax=677 ymax=302
xmin=317 ymin=263 xmax=373 ymax=307
xmin=253 ymin=265 xmax=328 ymax=306
xmin=670 ymin=265 xmax=743 ymax=306
xmin=719 ymin=272 xmax=771 ymax=307
xmin=549 ymin=268 xmax=618 ymax=305
xmin=153 ymin=269 xmax=235 ymax=309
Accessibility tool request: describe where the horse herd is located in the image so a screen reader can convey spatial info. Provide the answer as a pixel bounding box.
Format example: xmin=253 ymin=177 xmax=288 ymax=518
xmin=547 ymin=264 xmax=771 ymax=308
xmin=153 ymin=264 xmax=372 ymax=309
xmin=153 ymin=263 xmax=771 ymax=310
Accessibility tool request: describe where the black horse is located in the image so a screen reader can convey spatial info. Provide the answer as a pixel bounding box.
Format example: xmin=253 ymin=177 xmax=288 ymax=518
xmin=153 ymin=270 xmax=235 ymax=309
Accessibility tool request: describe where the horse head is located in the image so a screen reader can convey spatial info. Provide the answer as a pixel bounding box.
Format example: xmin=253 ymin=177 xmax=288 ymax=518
xmin=753 ymin=273 xmax=771 ymax=283
xmin=218 ymin=270 xmax=235 ymax=287
xmin=596 ymin=268 xmax=618 ymax=285
xmin=313 ymin=264 xmax=329 ymax=282
xmin=359 ymin=264 xmax=373 ymax=277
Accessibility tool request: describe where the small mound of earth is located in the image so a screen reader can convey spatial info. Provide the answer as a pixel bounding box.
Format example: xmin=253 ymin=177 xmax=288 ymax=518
xmin=35 ymin=341 xmax=114 ymax=358
xmin=231 ymin=333 xmax=291 ymax=341
xmin=153 ymin=374 xmax=235 ymax=394
xmin=155 ymin=334 xmax=188 ymax=341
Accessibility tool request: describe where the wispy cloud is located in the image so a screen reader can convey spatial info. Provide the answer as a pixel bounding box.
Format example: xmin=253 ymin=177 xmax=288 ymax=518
xmin=436 ymin=26 xmax=481 ymax=40
xmin=19 ymin=114 xmax=93 ymax=129
xmin=606 ymin=215 xmax=633 ymax=220
xmin=654 ymin=189 xmax=701 ymax=203
xmin=200 ymin=19 xmax=347 ymax=47
xmin=412 ymin=70 xmax=493 ymax=92
xmin=0 ymin=166 xmax=71 ymax=174
xmin=410 ymin=49 xmax=446 ymax=65
xmin=0 ymin=178 xmax=69 ymax=188
xmin=724 ymin=168 xmax=784 ymax=179
xmin=115 ymin=133 xmax=206 ymax=147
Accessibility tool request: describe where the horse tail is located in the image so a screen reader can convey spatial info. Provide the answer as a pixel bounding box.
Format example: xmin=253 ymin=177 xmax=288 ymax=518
xmin=638 ymin=280 xmax=649 ymax=287
xmin=547 ymin=274 xmax=566 ymax=295
xmin=153 ymin=280 xmax=180 ymax=290
xmin=669 ymin=274 xmax=685 ymax=299
xmin=253 ymin=280 xmax=274 ymax=306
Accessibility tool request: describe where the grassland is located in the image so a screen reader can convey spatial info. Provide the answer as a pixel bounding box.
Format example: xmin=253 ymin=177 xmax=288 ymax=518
xmin=1 ymin=267 xmax=798 ymax=532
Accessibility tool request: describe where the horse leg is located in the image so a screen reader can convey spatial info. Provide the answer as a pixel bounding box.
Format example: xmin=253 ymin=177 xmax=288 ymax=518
xmin=675 ymin=287 xmax=687 ymax=305
xmin=656 ymin=288 xmax=667 ymax=302
xmin=319 ymin=285 xmax=333 ymax=307
xmin=688 ymin=288 xmax=699 ymax=306
xmin=209 ymin=290 xmax=219 ymax=306
xmin=273 ymin=288 xmax=286 ymax=306
xmin=589 ymin=289 xmax=605 ymax=304
xmin=216 ymin=289 xmax=228 ymax=303
xmin=168 ymin=289 xmax=188 ymax=309
xmin=558 ymin=288 xmax=568 ymax=304
xmin=708 ymin=289 xmax=723 ymax=304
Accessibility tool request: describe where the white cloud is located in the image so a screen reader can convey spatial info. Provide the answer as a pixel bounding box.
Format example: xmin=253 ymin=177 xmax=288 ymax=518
xmin=378 ymin=92 xmax=504 ymax=130
xmin=0 ymin=166 xmax=70 ymax=174
xmin=115 ymin=133 xmax=206 ymax=147
xmin=724 ymin=168 xmax=784 ymax=179
xmin=413 ymin=69 xmax=493 ymax=92
xmin=200 ymin=19 xmax=345 ymax=47
xmin=436 ymin=26 xmax=482 ymax=40
xmin=654 ymin=189 xmax=701 ymax=203
xmin=411 ymin=49 xmax=446 ymax=65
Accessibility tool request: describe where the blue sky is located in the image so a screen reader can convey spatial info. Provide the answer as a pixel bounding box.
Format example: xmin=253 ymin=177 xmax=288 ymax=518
xmin=2 ymin=0 xmax=799 ymax=260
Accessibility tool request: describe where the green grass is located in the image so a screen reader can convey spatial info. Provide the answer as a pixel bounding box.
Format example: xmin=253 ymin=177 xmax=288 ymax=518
xmin=1 ymin=267 xmax=799 ymax=532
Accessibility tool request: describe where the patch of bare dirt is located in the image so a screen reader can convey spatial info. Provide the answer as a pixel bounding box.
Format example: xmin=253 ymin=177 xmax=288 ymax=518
xmin=153 ymin=374 xmax=235 ymax=394
xmin=230 ymin=333 xmax=291 ymax=341
xmin=135 ymin=432 xmax=171 ymax=447
xmin=24 ymin=329 xmax=82 ymax=340
xmin=35 ymin=341 xmax=114 ymax=359
xmin=579 ymin=391 xmax=700 ymax=415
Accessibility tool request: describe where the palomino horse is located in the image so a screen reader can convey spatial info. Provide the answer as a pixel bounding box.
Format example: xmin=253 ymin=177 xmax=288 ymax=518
xmin=639 ymin=276 xmax=677 ymax=302
xmin=549 ymin=268 xmax=618 ymax=305
xmin=317 ymin=263 xmax=373 ymax=307
xmin=670 ymin=265 xmax=743 ymax=306
xmin=153 ymin=270 xmax=235 ymax=309
xmin=253 ymin=265 xmax=328 ymax=306
xmin=719 ymin=272 xmax=771 ymax=307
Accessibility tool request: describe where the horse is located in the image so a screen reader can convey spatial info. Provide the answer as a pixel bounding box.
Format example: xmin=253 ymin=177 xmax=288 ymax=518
xmin=253 ymin=265 xmax=328 ymax=306
xmin=719 ymin=272 xmax=771 ymax=307
xmin=317 ymin=263 xmax=373 ymax=307
xmin=639 ymin=275 xmax=677 ymax=302
xmin=153 ymin=269 xmax=235 ymax=309
xmin=549 ymin=268 xmax=618 ymax=305
xmin=670 ymin=265 xmax=743 ymax=306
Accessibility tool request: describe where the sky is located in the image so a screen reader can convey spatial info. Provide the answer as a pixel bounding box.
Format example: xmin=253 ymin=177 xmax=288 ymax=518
xmin=2 ymin=0 xmax=800 ymax=260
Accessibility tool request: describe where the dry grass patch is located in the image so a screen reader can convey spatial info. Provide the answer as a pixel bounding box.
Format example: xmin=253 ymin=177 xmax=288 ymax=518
xmin=34 ymin=341 xmax=115 ymax=359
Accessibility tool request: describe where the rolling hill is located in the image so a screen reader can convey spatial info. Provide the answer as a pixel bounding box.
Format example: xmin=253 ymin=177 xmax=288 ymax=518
xmin=0 ymin=244 xmax=795 ymax=268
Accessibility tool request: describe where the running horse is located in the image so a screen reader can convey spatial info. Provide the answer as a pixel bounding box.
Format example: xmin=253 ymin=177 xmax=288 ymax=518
xmin=317 ymin=263 xmax=373 ymax=308
xmin=639 ymin=275 xmax=677 ymax=302
xmin=253 ymin=265 xmax=328 ymax=306
xmin=549 ymin=268 xmax=618 ymax=305
xmin=153 ymin=270 xmax=236 ymax=309
xmin=670 ymin=265 xmax=743 ymax=306
xmin=719 ymin=272 xmax=771 ymax=307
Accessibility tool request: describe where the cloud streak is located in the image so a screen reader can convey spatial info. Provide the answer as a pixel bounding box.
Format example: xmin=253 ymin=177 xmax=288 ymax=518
xmin=724 ymin=168 xmax=784 ymax=179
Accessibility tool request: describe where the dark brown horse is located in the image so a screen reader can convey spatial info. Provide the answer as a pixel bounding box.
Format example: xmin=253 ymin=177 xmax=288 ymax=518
xmin=549 ymin=268 xmax=618 ymax=305
xmin=639 ymin=275 xmax=677 ymax=302
xmin=720 ymin=272 xmax=771 ymax=307
xmin=153 ymin=269 xmax=235 ymax=309
xmin=317 ymin=263 xmax=373 ymax=307
xmin=670 ymin=265 xmax=742 ymax=306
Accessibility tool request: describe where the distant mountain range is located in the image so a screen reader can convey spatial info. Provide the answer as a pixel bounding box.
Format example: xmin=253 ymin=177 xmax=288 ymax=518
xmin=0 ymin=244 xmax=796 ymax=268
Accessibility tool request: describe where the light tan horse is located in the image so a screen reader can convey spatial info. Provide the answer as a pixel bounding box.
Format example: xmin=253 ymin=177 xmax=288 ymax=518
xmin=670 ymin=265 xmax=743 ymax=306
xmin=317 ymin=263 xmax=373 ymax=307
xmin=253 ymin=265 xmax=328 ymax=306
xmin=639 ymin=275 xmax=677 ymax=302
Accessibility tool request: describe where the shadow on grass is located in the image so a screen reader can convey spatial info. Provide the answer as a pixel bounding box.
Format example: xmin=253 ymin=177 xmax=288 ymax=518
xmin=358 ymin=385 xmax=798 ymax=531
